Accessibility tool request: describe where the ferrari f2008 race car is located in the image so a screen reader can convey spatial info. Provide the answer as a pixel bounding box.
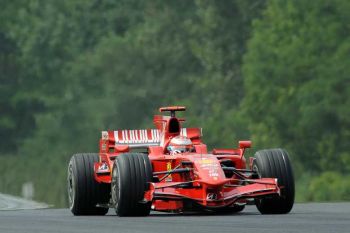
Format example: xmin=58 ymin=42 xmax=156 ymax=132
xmin=67 ymin=106 xmax=294 ymax=216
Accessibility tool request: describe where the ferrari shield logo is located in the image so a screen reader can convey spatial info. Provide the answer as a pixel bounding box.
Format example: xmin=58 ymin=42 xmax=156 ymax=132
xmin=166 ymin=162 xmax=172 ymax=181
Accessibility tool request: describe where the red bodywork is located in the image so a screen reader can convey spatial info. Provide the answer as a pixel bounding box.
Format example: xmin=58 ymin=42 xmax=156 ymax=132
xmin=94 ymin=106 xmax=280 ymax=212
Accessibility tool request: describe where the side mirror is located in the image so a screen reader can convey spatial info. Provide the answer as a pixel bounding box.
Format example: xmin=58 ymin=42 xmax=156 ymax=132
xmin=239 ymin=140 xmax=251 ymax=149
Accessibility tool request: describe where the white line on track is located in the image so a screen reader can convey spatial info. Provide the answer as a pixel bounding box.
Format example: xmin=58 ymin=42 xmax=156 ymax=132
xmin=0 ymin=193 xmax=49 ymax=211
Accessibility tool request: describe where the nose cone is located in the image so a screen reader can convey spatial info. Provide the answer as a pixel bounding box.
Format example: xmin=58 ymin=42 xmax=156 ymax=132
xmin=193 ymin=155 xmax=226 ymax=185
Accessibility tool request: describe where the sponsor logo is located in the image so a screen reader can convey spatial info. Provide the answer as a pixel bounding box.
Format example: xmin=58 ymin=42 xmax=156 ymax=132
xmin=98 ymin=163 xmax=109 ymax=172
xmin=199 ymin=159 xmax=213 ymax=164
xmin=207 ymin=193 xmax=218 ymax=200
xmin=209 ymin=170 xmax=219 ymax=177
xmin=102 ymin=131 xmax=108 ymax=140
xmin=200 ymin=163 xmax=219 ymax=169
xmin=165 ymin=162 xmax=172 ymax=182
xmin=166 ymin=162 xmax=172 ymax=171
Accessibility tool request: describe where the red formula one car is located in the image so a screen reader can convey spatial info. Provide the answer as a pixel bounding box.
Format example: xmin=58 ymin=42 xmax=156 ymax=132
xmin=67 ymin=106 xmax=294 ymax=216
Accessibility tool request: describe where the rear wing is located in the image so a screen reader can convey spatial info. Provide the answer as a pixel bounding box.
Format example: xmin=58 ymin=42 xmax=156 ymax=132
xmin=101 ymin=128 xmax=202 ymax=148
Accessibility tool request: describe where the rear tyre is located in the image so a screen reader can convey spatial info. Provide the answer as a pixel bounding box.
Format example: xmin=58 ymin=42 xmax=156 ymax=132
xmin=67 ymin=153 xmax=110 ymax=215
xmin=111 ymin=153 xmax=152 ymax=216
xmin=253 ymin=149 xmax=295 ymax=214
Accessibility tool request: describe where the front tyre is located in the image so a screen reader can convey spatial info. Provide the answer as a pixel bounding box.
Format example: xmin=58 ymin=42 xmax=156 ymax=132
xmin=253 ymin=148 xmax=295 ymax=214
xmin=67 ymin=153 xmax=110 ymax=215
xmin=111 ymin=153 xmax=152 ymax=216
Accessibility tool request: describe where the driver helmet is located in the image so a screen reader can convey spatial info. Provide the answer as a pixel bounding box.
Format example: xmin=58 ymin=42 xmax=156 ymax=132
xmin=167 ymin=136 xmax=193 ymax=154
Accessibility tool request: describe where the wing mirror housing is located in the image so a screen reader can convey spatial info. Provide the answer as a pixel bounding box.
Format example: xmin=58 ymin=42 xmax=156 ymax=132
xmin=239 ymin=140 xmax=251 ymax=149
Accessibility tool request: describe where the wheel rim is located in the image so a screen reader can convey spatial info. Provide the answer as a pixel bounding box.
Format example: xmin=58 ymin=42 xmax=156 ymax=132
xmin=111 ymin=163 xmax=121 ymax=211
xmin=67 ymin=163 xmax=75 ymax=209
xmin=252 ymin=164 xmax=261 ymax=178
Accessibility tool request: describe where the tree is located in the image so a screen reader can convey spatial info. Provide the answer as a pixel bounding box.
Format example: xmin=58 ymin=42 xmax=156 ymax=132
xmin=242 ymin=0 xmax=350 ymax=172
xmin=183 ymin=0 xmax=266 ymax=147
xmin=0 ymin=0 xmax=268 ymax=206
xmin=0 ymin=1 xmax=44 ymax=154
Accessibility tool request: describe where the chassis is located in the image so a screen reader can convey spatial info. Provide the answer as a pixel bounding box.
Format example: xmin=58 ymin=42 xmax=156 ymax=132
xmin=68 ymin=106 xmax=294 ymax=216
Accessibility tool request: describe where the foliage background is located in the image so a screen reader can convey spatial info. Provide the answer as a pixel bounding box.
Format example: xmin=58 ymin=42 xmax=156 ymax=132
xmin=0 ymin=0 xmax=349 ymax=207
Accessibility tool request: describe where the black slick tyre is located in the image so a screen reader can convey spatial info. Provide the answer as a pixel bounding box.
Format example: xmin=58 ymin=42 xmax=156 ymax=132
xmin=111 ymin=153 xmax=152 ymax=216
xmin=67 ymin=153 xmax=110 ymax=215
xmin=253 ymin=148 xmax=295 ymax=214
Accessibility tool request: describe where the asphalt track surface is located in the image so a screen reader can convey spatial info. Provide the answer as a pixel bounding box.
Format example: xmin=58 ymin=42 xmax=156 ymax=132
xmin=1 ymin=203 xmax=350 ymax=233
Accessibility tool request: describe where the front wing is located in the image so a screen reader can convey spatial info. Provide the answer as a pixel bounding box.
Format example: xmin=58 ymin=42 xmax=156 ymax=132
xmin=144 ymin=178 xmax=280 ymax=208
